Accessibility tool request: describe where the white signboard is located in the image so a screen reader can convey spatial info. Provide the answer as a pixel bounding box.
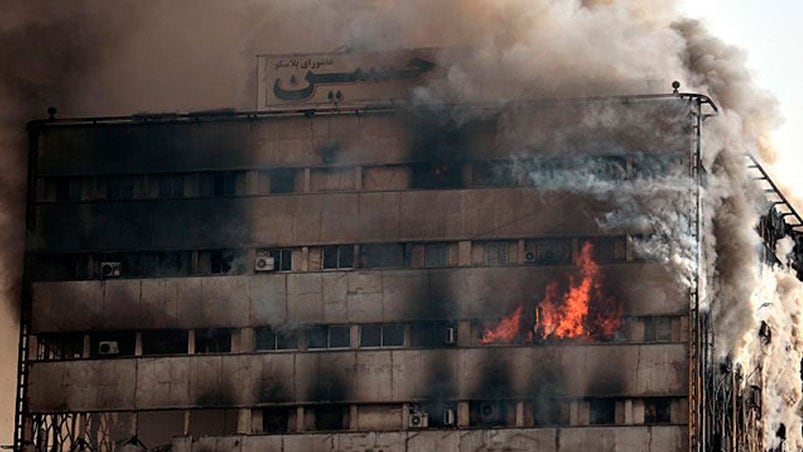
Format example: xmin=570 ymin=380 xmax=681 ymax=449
xmin=257 ymin=49 xmax=439 ymax=109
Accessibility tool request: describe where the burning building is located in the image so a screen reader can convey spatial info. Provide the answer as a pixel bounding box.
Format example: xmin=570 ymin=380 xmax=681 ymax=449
xmin=12 ymin=48 xmax=793 ymax=451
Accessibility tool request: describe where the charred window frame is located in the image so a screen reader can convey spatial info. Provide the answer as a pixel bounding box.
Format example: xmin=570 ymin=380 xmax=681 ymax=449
xmin=196 ymin=249 xmax=245 ymax=275
xmin=89 ymin=331 xmax=136 ymax=358
xmin=359 ymin=243 xmax=409 ymax=269
xmin=322 ymin=245 xmax=354 ymax=270
xmin=410 ymin=122 xmax=466 ymax=189
xmin=157 ymin=173 xmax=185 ymax=198
xmin=307 ymin=325 xmax=351 ymax=350
xmin=260 ymin=168 xmax=297 ymax=194
xmin=410 ymin=321 xmax=456 ymax=348
xmin=469 ymin=401 xmax=511 ymax=427
xmin=197 ymin=171 xmax=242 ymax=197
xmin=532 ymin=399 xmax=569 ymax=426
xmin=644 ymin=316 xmax=673 ymax=342
xmin=524 ymin=238 xmax=572 ymax=265
xmin=50 ymin=176 xmax=84 ymax=202
xmin=472 ymin=160 xmax=516 ymax=187
xmin=359 ymin=323 xmax=405 ymax=348
xmin=262 ymin=407 xmax=291 ymax=433
xmin=254 ymin=327 xmax=298 ymax=351
xmin=484 ymin=241 xmax=510 ymax=265
xmin=592 ymin=236 xmax=628 ymax=263
xmin=33 ymin=254 xmax=90 ymax=281
xmin=142 ymin=329 xmax=188 ymax=356
xmin=35 ymin=333 xmax=84 ymax=360
xmin=313 ymin=404 xmax=349 ymax=431
xmin=644 ymin=398 xmax=672 ymax=424
xmin=140 ymin=251 xmax=192 ymax=278
xmin=424 ymin=243 xmax=449 ymax=268
xmin=194 ymin=328 xmax=232 ymax=354
xmin=267 ymin=248 xmax=292 ymax=272
xmin=589 ymin=398 xmax=616 ymax=425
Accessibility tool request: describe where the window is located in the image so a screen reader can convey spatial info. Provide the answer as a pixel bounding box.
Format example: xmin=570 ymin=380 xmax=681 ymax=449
xmin=89 ymin=331 xmax=136 ymax=358
xmin=269 ymin=249 xmax=292 ymax=271
xmin=410 ymin=321 xmax=455 ymax=348
xmin=197 ymin=249 xmax=244 ymax=275
xmin=255 ymin=327 xmax=298 ymax=351
xmin=644 ymin=316 xmax=673 ymax=342
xmin=322 ymin=245 xmax=354 ymax=270
xmin=36 ymin=333 xmax=83 ymax=360
xmin=313 ymin=405 xmax=349 ymax=431
xmin=469 ymin=401 xmax=509 ymax=427
xmin=360 ymin=243 xmax=407 ymax=268
xmin=307 ymin=325 xmax=350 ymax=349
xmin=644 ymin=398 xmax=671 ymax=424
xmin=424 ymin=243 xmax=449 ymax=268
xmin=189 ymin=409 xmax=238 ymax=437
xmin=593 ymin=236 xmax=627 ymax=262
xmin=261 ymin=168 xmax=297 ymax=194
xmin=524 ymin=238 xmax=572 ymax=265
xmin=484 ymin=241 xmax=509 ymax=265
xmin=105 ymin=176 xmax=136 ymax=200
xmin=53 ymin=177 xmax=83 ymax=202
xmin=359 ymin=324 xmax=404 ymax=348
xmin=262 ymin=407 xmax=291 ymax=433
xmin=141 ymin=251 xmax=191 ymax=278
xmin=34 ymin=254 xmax=89 ymax=281
xmin=158 ymin=174 xmax=184 ymax=198
xmin=589 ymin=398 xmax=616 ymax=425
xmin=472 ymin=160 xmax=516 ymax=187
xmin=142 ymin=330 xmax=188 ymax=355
xmin=194 ymin=328 xmax=231 ymax=354
xmin=213 ymin=172 xmax=238 ymax=196
xmin=533 ymin=399 xmax=568 ymax=426
xmin=411 ymin=160 xmax=464 ymax=189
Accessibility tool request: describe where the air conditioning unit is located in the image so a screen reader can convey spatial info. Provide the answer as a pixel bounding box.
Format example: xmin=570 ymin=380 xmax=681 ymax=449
xmin=99 ymin=262 xmax=121 ymax=277
xmin=479 ymin=401 xmax=502 ymax=424
xmin=442 ymin=408 xmax=456 ymax=426
xmin=524 ymin=241 xmax=571 ymax=264
xmin=408 ymin=407 xmax=429 ymax=429
xmin=254 ymin=256 xmax=276 ymax=272
xmin=524 ymin=251 xmax=537 ymax=263
xmin=443 ymin=327 xmax=457 ymax=345
xmin=98 ymin=341 xmax=119 ymax=355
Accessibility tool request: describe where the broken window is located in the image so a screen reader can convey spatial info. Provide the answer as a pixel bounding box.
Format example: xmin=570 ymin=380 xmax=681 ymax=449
xmin=589 ymin=398 xmax=616 ymax=425
xmin=259 ymin=168 xmax=298 ymax=194
xmin=197 ymin=249 xmax=245 ymax=275
xmin=157 ymin=174 xmax=185 ymax=198
xmin=469 ymin=401 xmax=510 ymax=427
xmin=138 ymin=411 xmax=184 ymax=450
xmin=142 ymin=329 xmax=188 ymax=356
xmin=188 ymin=409 xmax=238 ymax=437
xmin=322 ymin=245 xmax=354 ymax=270
xmin=89 ymin=331 xmax=136 ymax=358
xmin=194 ymin=328 xmax=232 ymax=354
xmin=524 ymin=238 xmax=572 ymax=265
xmin=33 ymin=254 xmax=89 ymax=281
xmin=593 ymin=236 xmax=628 ymax=263
xmin=254 ymin=327 xmax=298 ymax=351
xmin=359 ymin=243 xmax=407 ymax=268
xmin=307 ymin=325 xmax=350 ymax=350
xmin=532 ymin=399 xmax=568 ymax=426
xmin=410 ymin=321 xmax=455 ymax=348
xmin=424 ymin=243 xmax=449 ymax=268
xmin=472 ymin=160 xmax=516 ymax=187
xmin=420 ymin=402 xmax=458 ymax=428
xmin=644 ymin=316 xmax=673 ymax=342
xmin=484 ymin=241 xmax=510 ymax=265
xmin=359 ymin=323 xmax=404 ymax=348
xmin=141 ymin=251 xmax=192 ymax=278
xmin=36 ymin=333 xmax=84 ymax=360
xmin=644 ymin=398 xmax=671 ymax=424
xmin=312 ymin=405 xmax=349 ymax=431
xmin=197 ymin=171 xmax=241 ymax=197
xmin=262 ymin=407 xmax=291 ymax=433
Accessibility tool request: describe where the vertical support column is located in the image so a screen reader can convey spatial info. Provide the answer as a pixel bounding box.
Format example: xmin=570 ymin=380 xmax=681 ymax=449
xmin=458 ymin=241 xmax=472 ymax=266
xmin=349 ymin=405 xmax=359 ymax=430
xmin=134 ymin=332 xmax=143 ymax=356
xmin=295 ymin=407 xmax=305 ymax=432
xmin=355 ymin=166 xmax=363 ymax=191
xmin=237 ymin=408 xmax=251 ymax=434
xmin=350 ymin=325 xmax=360 ymax=349
xmin=624 ymin=399 xmax=634 ymax=424
xmin=82 ymin=334 xmax=91 ymax=358
xmin=187 ymin=330 xmax=195 ymax=355
xmin=515 ymin=401 xmax=525 ymax=427
xmin=457 ymin=402 xmax=470 ymax=428
xmin=303 ymin=168 xmax=311 ymax=193
xmin=240 ymin=328 xmax=254 ymax=353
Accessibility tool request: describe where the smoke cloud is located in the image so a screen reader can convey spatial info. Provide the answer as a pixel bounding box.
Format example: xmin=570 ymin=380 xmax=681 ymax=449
xmin=0 ymin=0 xmax=797 ymax=446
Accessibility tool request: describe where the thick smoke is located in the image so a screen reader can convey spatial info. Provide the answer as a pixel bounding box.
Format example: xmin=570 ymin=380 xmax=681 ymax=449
xmin=0 ymin=0 xmax=797 ymax=446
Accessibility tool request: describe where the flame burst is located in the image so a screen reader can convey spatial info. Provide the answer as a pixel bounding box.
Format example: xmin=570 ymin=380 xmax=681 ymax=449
xmin=481 ymin=241 xmax=622 ymax=344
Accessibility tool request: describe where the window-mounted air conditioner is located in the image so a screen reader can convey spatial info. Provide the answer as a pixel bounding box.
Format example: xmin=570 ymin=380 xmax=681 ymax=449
xmin=99 ymin=262 xmax=121 ymax=278
xmin=254 ymin=256 xmax=276 ymax=272
xmin=479 ymin=401 xmax=502 ymax=424
xmin=443 ymin=327 xmax=457 ymax=345
xmin=98 ymin=341 xmax=119 ymax=355
xmin=408 ymin=407 xmax=429 ymax=429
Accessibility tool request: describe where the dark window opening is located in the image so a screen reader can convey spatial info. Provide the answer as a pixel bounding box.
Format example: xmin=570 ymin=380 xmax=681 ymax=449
xmin=202 ymin=249 xmax=244 ymax=275
xmin=158 ymin=174 xmax=184 ymax=198
xmin=589 ymin=398 xmax=616 ymax=425
xmin=89 ymin=331 xmax=136 ymax=358
xmin=95 ymin=253 xmax=141 ymax=278
xmin=524 ymin=238 xmax=572 ymax=265
xmin=644 ymin=398 xmax=672 ymax=424
xmin=255 ymin=327 xmax=298 ymax=351
xmin=36 ymin=333 xmax=83 ymax=360
xmin=533 ymin=400 xmax=565 ymax=426
xmin=593 ymin=236 xmax=627 ymax=263
xmin=421 ymin=402 xmax=458 ymax=428
xmin=269 ymin=249 xmax=292 ymax=271
xmin=142 ymin=329 xmax=188 ymax=355
xmin=411 ymin=123 xmax=466 ymax=189
xmin=262 ymin=407 xmax=291 ymax=433
xmin=141 ymin=251 xmax=191 ymax=278
xmin=195 ymin=328 xmax=231 ymax=354
xmin=359 ymin=323 xmax=404 ymax=348
xmin=307 ymin=325 xmax=350 ymax=350
xmin=213 ymin=172 xmax=238 ymax=196
xmin=314 ymin=405 xmax=349 ymax=431
xmin=34 ymin=254 xmax=89 ymax=281
xmin=472 ymin=161 xmax=516 ymax=187
xmin=360 ymin=243 xmax=407 ymax=268
xmin=189 ymin=409 xmax=238 ymax=437
xmin=322 ymin=245 xmax=354 ymax=270
xmin=644 ymin=316 xmax=673 ymax=342
xmin=54 ymin=177 xmax=83 ymax=202
xmin=410 ymin=321 xmax=455 ymax=348
xmin=411 ymin=160 xmax=464 ymax=189
xmin=266 ymin=168 xmax=297 ymax=194
xmin=424 ymin=243 xmax=449 ymax=268
xmin=484 ymin=241 xmax=509 ymax=265
xmin=106 ymin=176 xmax=136 ymax=200
xmin=469 ymin=401 xmax=509 ymax=427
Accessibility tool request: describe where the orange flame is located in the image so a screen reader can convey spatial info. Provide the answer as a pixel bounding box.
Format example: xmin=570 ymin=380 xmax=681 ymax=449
xmin=481 ymin=305 xmax=523 ymax=344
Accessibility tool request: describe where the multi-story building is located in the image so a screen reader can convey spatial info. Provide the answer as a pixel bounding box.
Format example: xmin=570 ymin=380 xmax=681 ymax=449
xmin=15 ymin=51 xmax=729 ymax=451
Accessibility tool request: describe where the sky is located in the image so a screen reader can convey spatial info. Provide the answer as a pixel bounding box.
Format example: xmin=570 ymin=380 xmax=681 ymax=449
xmin=682 ymin=0 xmax=803 ymax=206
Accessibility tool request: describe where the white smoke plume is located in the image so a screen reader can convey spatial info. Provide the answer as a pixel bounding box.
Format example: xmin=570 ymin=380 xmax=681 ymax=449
xmin=0 ymin=0 xmax=798 ymax=446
